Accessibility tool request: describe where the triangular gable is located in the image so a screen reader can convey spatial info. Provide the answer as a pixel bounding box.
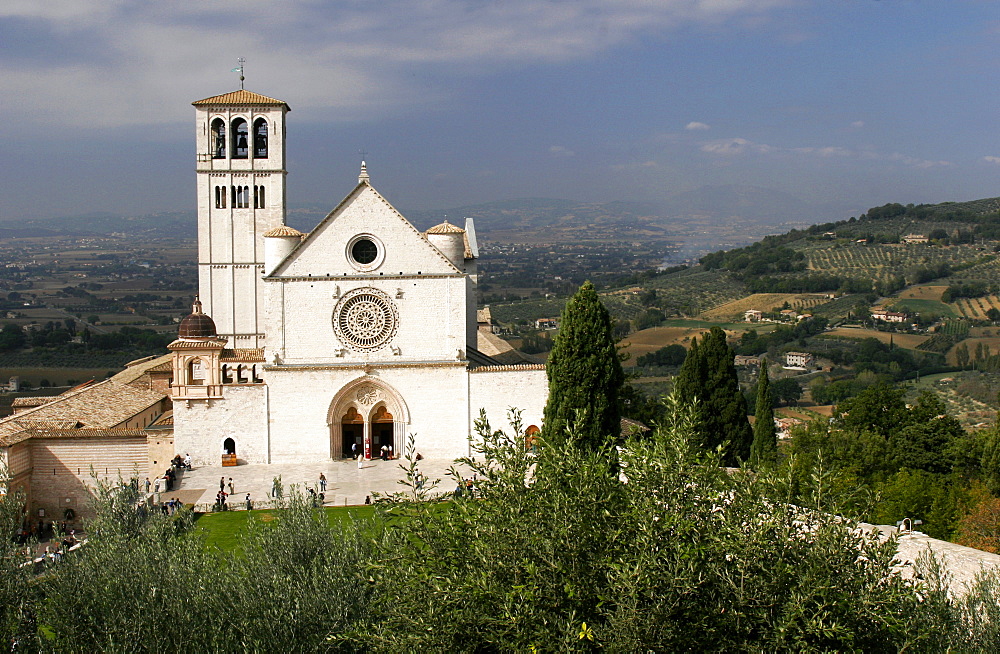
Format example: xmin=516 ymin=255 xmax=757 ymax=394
xmin=269 ymin=182 xmax=461 ymax=277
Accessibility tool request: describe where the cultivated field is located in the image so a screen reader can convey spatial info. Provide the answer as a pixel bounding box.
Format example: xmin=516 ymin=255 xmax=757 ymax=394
xmin=619 ymin=325 xmax=712 ymax=359
xmin=699 ymin=293 xmax=830 ymax=320
xmin=899 ymin=285 xmax=947 ymax=301
xmin=822 ymin=327 xmax=929 ymax=350
xmin=945 ymin=337 xmax=1000 ymax=365
xmin=951 ymin=295 xmax=1000 ymax=320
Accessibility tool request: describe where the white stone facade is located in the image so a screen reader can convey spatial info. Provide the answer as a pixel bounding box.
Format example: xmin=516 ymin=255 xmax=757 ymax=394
xmin=173 ymin=89 xmax=547 ymax=466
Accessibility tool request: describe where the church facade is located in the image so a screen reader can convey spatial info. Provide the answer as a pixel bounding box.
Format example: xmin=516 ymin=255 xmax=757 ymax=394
xmin=170 ymin=89 xmax=547 ymax=466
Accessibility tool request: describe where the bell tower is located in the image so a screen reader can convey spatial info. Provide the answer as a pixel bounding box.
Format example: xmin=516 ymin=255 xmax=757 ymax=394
xmin=192 ymin=89 xmax=290 ymax=348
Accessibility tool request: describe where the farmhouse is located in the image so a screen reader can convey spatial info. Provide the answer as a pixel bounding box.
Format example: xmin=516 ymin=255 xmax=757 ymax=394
xmin=871 ymin=308 xmax=908 ymax=323
xmin=784 ymin=351 xmax=814 ymax=368
xmin=902 ymin=234 xmax=928 ymax=244
xmin=744 ymin=309 xmax=762 ymax=322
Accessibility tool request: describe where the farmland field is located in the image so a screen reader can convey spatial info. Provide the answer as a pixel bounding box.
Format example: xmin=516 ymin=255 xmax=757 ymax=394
xmin=821 ymin=327 xmax=929 ymax=350
xmin=945 ymin=337 xmax=1000 ymax=365
xmin=951 ymin=295 xmax=1000 ymax=320
xmin=620 ymin=326 xmax=711 ymax=359
xmin=891 ymin=298 xmax=955 ymax=317
xmin=899 ymin=285 xmax=947 ymax=301
xmin=699 ymin=293 xmax=830 ymax=320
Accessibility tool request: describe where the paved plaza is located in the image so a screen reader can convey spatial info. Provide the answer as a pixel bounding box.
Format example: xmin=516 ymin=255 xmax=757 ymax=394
xmin=160 ymin=456 xmax=466 ymax=509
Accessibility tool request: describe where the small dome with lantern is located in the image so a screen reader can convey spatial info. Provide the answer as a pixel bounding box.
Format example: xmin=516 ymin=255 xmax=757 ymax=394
xmin=178 ymin=298 xmax=217 ymax=339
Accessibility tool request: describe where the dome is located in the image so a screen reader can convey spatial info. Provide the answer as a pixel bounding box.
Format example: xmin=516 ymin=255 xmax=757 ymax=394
xmin=178 ymin=299 xmax=217 ymax=339
xmin=426 ymin=220 xmax=465 ymax=235
xmin=262 ymin=225 xmax=304 ymax=238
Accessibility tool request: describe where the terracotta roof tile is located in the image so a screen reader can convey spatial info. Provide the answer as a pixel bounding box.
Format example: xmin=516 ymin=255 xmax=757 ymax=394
xmin=0 ymin=378 xmax=165 ymax=443
xmin=192 ymin=89 xmax=289 ymax=109
xmin=220 ymin=348 xmax=265 ymax=363
xmin=263 ymin=225 xmax=304 ymax=238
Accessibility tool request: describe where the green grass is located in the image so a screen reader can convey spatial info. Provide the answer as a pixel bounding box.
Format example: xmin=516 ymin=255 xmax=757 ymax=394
xmin=193 ymin=505 xmax=378 ymax=552
xmin=891 ymin=298 xmax=956 ymax=317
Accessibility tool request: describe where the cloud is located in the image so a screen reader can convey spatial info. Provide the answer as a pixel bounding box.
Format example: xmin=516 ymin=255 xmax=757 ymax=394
xmin=984 ymin=156 xmax=1000 ymax=165
xmin=685 ymin=121 xmax=710 ymax=131
xmin=0 ymin=0 xmax=796 ymax=131
xmin=700 ymin=136 xmax=951 ymax=169
xmin=700 ymin=137 xmax=774 ymax=155
xmin=850 ymin=120 xmax=865 ymax=129
xmin=549 ymin=145 xmax=575 ymax=157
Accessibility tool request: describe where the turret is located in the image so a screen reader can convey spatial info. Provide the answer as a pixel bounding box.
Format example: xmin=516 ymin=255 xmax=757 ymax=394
xmin=263 ymin=225 xmax=304 ymax=275
xmin=426 ymin=221 xmax=466 ymax=268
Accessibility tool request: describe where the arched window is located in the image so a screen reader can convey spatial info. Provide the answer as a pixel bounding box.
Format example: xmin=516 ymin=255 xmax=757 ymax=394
xmin=211 ymin=118 xmax=226 ymax=159
xmin=231 ymin=118 xmax=249 ymax=159
xmin=253 ymin=118 xmax=268 ymax=158
xmin=214 ymin=186 xmax=227 ymax=209
xmin=188 ymin=358 xmax=205 ymax=385
xmin=254 ymin=185 xmax=265 ymax=209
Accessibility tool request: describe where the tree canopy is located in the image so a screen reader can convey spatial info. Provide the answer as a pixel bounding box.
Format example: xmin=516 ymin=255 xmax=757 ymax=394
xmin=542 ymin=280 xmax=624 ymax=450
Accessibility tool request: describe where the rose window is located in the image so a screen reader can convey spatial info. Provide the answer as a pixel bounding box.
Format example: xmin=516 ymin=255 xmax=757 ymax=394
xmin=333 ymin=288 xmax=398 ymax=352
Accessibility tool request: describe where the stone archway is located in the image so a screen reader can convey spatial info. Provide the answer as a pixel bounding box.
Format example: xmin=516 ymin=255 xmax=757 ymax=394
xmin=328 ymin=377 xmax=409 ymax=460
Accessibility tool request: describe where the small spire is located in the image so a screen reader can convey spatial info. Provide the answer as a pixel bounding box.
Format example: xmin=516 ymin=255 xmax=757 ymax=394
xmin=358 ymin=160 xmax=369 ymax=184
xmin=192 ymin=297 xmax=203 ymax=314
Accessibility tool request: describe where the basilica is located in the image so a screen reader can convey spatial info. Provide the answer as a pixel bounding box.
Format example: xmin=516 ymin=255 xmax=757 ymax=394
xmin=0 ymin=88 xmax=547 ymax=519
xmin=169 ymin=89 xmax=547 ymax=466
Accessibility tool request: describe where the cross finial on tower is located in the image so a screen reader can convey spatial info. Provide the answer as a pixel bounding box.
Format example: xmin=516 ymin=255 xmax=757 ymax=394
xmin=231 ymin=57 xmax=246 ymax=90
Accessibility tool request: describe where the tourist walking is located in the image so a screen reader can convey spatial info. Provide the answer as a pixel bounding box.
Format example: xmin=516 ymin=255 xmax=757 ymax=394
xmin=319 ymin=473 xmax=327 ymax=492
xmin=357 ymin=453 xmax=364 ymax=469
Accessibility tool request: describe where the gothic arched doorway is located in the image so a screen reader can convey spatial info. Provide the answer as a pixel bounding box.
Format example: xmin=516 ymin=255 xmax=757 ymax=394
xmin=328 ymin=377 xmax=410 ymax=460
xmin=371 ymin=406 xmax=394 ymax=458
xmin=223 ymin=437 xmax=236 ymax=455
xmin=341 ymin=407 xmax=363 ymax=458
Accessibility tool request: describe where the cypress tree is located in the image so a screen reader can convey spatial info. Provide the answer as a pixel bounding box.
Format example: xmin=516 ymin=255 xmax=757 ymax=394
xmin=672 ymin=327 xmax=752 ymax=465
xmin=750 ymin=361 xmax=776 ymax=467
xmin=542 ymin=281 xmax=624 ymax=449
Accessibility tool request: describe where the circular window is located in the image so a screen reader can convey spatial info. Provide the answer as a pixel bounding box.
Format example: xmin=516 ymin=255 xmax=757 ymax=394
xmin=346 ymin=234 xmax=384 ymax=271
xmin=351 ymin=238 xmax=377 ymax=264
xmin=333 ymin=288 xmax=399 ymax=352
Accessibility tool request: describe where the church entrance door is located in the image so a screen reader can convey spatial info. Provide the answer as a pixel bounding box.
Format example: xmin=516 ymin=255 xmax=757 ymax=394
xmin=341 ymin=407 xmax=363 ymax=458
xmin=372 ymin=406 xmax=394 ymax=458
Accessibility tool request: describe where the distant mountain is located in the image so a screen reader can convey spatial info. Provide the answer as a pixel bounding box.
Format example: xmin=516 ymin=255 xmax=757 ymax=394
xmin=0 ymin=186 xmax=866 ymax=244
xmin=0 ymin=211 xmax=197 ymax=239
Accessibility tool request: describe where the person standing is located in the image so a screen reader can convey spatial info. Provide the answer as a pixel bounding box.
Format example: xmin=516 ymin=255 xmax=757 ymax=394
xmin=245 ymin=493 xmax=252 ymax=511
xmin=388 ymin=444 xmax=394 ymax=459
xmin=357 ymin=453 xmax=364 ymax=469
xmin=351 ymin=442 xmax=357 ymax=457
xmin=228 ymin=478 xmax=234 ymax=495
xmin=144 ymin=477 xmax=150 ymax=493
xmin=319 ymin=473 xmax=327 ymax=492
xmin=219 ymin=476 xmax=225 ymax=492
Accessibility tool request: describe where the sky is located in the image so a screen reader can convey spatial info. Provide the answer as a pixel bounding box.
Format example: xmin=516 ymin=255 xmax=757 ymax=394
xmin=3 ymin=0 xmax=1000 ymax=222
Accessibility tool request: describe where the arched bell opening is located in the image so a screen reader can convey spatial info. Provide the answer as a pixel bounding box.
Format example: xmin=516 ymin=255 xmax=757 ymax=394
xmin=231 ymin=118 xmax=248 ymax=159
xmin=211 ymin=118 xmax=226 ymax=159
xmin=252 ymin=118 xmax=268 ymax=159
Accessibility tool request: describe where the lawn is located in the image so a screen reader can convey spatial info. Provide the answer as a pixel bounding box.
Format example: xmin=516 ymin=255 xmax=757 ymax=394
xmin=891 ymin=298 xmax=956 ymax=317
xmin=193 ymin=505 xmax=378 ymax=552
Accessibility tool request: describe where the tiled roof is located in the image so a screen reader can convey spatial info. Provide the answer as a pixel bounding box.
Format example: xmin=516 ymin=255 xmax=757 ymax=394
xmin=0 ymin=427 xmax=146 ymax=447
xmin=477 ymin=307 xmax=492 ymax=324
xmin=426 ymin=221 xmax=465 ymax=234
xmin=220 ymin=348 xmax=265 ymax=363
xmin=0 ymin=378 xmax=165 ymax=444
xmin=111 ymin=353 xmax=174 ymax=385
xmin=263 ymin=225 xmax=304 ymax=238
xmin=192 ymin=89 xmax=289 ymax=109
xmin=147 ymin=411 xmax=173 ymax=428
xmin=11 ymin=397 xmax=55 ymax=408
xmin=168 ymin=338 xmax=228 ymax=350
xmin=470 ymin=364 xmax=546 ymax=372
